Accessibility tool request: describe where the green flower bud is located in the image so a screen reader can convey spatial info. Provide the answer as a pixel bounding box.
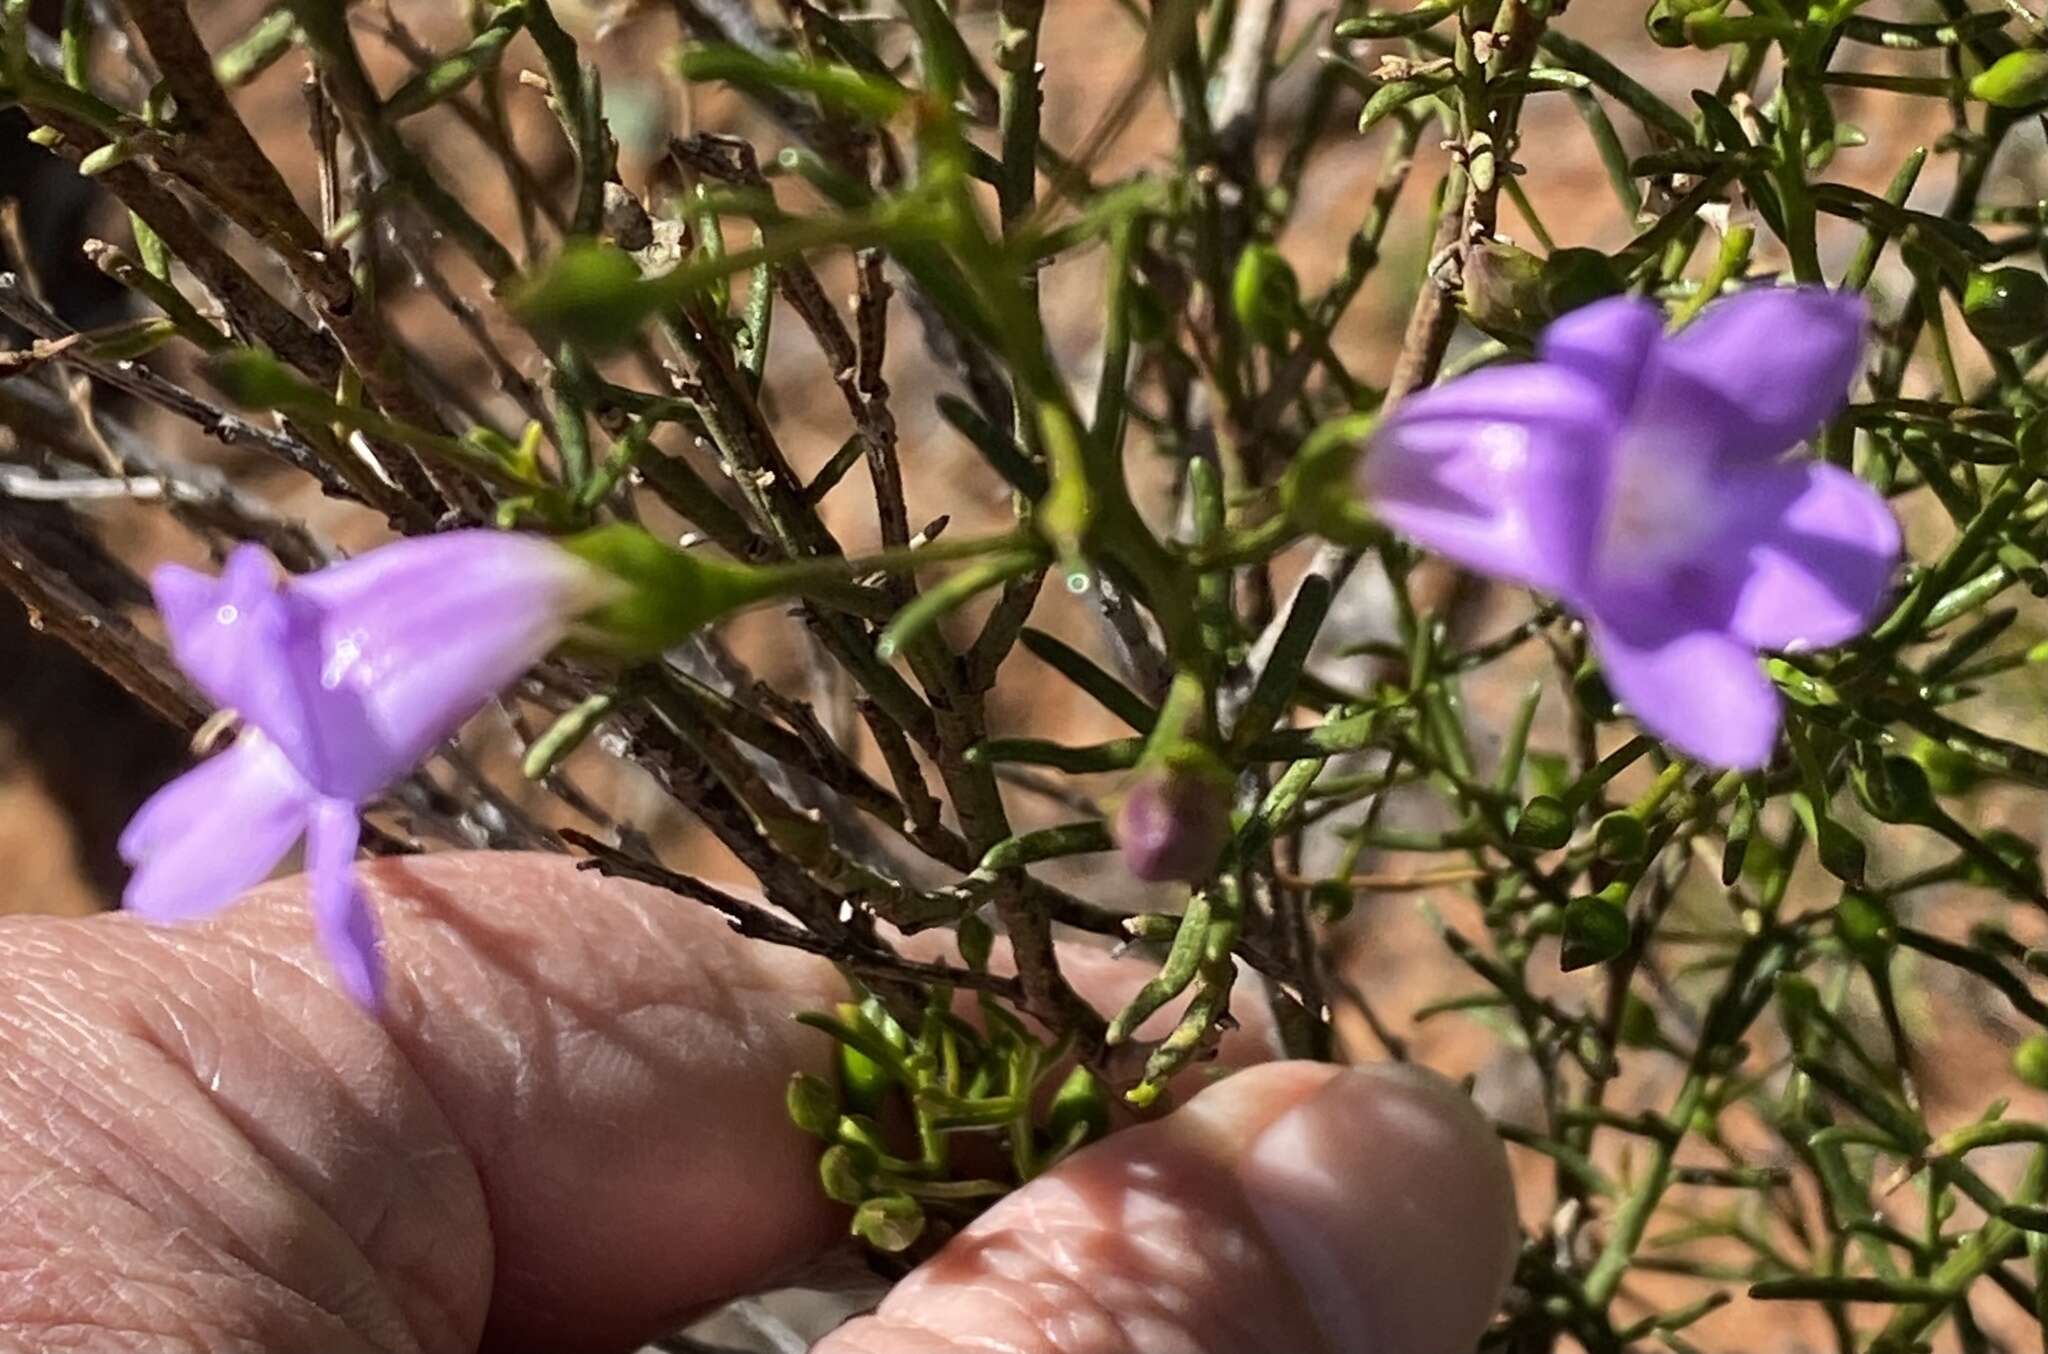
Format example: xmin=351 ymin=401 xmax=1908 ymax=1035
xmin=851 ymin=1193 xmax=926 ymax=1252
xmin=1308 ymin=878 xmax=1354 ymax=922
xmin=1562 ymin=888 xmax=1631 ymax=971
xmin=1574 ymin=660 xmax=1619 ymax=721
xmin=1460 ymin=240 xmax=1547 ymax=341
xmin=1593 ymin=812 xmax=1649 ymax=863
xmin=1645 ymin=0 xmax=1723 ymax=47
xmin=1232 ymin=243 xmax=1301 ymax=349
xmin=956 ymin=912 xmax=994 ymax=971
xmin=2014 ymin=1034 xmax=2048 ymax=1090
xmin=1971 ymin=50 xmax=2048 ymax=109
xmin=1854 ymin=754 xmax=1937 ymax=825
xmin=1538 ymin=247 xmax=1625 ymax=319
xmin=818 ymin=1144 xmax=872 ymax=1205
xmin=1047 ymin=1064 xmax=1113 ymax=1148
xmin=786 ymin=1072 xmax=840 ymax=1138
xmin=1962 ymin=267 xmax=2048 ymax=349
xmin=509 ymin=240 xmax=659 ymax=351
xmin=1513 ymin=794 xmax=1575 ymax=850
xmin=1835 ymin=889 xmax=1895 ymax=964
xmin=1816 ymin=818 xmax=1868 ymax=886
xmin=1280 ymin=411 xmax=1378 ymax=544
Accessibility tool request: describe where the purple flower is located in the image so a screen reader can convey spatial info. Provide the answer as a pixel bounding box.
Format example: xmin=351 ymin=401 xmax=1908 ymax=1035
xmin=1359 ymin=287 xmax=1900 ymax=768
xmin=120 ymin=531 xmax=620 ymax=1007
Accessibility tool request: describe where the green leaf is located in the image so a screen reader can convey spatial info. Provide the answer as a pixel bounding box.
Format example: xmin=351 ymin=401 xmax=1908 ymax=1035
xmin=677 ymin=44 xmax=912 ymax=122
xmin=1360 ymin=74 xmax=1452 ymax=133
xmin=384 ymin=4 xmax=525 ymax=120
xmin=521 ymin=690 xmax=618 ymax=779
xmin=1333 ymin=0 xmax=1463 ymax=39
xmin=1617 ymin=994 xmax=1660 ymax=1048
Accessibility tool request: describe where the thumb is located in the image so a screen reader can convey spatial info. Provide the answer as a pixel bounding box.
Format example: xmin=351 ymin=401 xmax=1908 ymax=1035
xmin=818 ymin=1061 xmax=1518 ymax=1354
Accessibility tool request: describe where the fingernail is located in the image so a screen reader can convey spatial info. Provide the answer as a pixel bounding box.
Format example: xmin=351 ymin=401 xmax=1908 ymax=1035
xmin=1166 ymin=1061 xmax=1345 ymax=1154
xmin=1238 ymin=1064 xmax=1518 ymax=1354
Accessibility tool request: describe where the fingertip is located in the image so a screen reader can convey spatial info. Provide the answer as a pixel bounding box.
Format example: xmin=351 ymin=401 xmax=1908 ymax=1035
xmin=1166 ymin=1059 xmax=1345 ymax=1150
xmin=820 ymin=1060 xmax=1517 ymax=1354
xmin=1240 ymin=1063 xmax=1518 ymax=1354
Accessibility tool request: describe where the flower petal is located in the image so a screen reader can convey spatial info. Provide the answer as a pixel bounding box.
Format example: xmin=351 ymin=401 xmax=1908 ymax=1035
xmin=1718 ymin=462 xmax=1902 ymax=651
xmin=290 ymin=529 xmax=608 ymax=614
xmin=151 ymin=545 xmax=340 ymax=787
xmin=153 ymin=546 xmax=288 ymax=712
xmin=1538 ymin=295 xmax=1663 ymax=410
xmin=286 ymin=531 xmax=613 ymax=799
xmin=1658 ymin=288 xmax=1867 ymax=457
xmin=1359 ymin=364 xmax=1621 ymax=596
xmin=119 ymin=735 xmax=312 ymax=923
xmin=1589 ymin=612 xmax=1782 ymax=769
xmin=306 ymin=797 xmax=383 ymax=1011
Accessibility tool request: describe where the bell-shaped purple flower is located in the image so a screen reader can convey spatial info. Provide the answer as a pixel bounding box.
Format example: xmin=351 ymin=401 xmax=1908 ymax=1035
xmin=121 ymin=531 xmax=621 ymax=1008
xmin=1359 ymin=287 xmax=1900 ymax=769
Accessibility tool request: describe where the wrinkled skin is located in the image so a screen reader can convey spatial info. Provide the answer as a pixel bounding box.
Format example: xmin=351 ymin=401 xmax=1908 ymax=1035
xmin=0 ymin=853 xmax=1516 ymax=1354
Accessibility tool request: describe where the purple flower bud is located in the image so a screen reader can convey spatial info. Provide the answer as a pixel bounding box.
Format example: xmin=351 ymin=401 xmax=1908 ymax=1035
xmin=1359 ymin=287 xmax=1901 ymax=769
xmin=1114 ymin=765 xmax=1232 ymax=884
xmin=121 ymin=531 xmax=620 ymax=1008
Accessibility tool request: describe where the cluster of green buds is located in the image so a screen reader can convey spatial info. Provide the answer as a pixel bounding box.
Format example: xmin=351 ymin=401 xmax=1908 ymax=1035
xmin=787 ymin=946 xmax=1111 ymax=1257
